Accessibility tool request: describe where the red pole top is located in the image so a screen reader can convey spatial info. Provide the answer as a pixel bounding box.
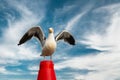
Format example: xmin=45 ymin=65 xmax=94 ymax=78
xmin=37 ymin=60 xmax=56 ymax=80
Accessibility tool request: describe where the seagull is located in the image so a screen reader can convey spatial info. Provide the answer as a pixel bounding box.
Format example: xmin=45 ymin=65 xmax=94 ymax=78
xmin=18 ymin=26 xmax=75 ymax=59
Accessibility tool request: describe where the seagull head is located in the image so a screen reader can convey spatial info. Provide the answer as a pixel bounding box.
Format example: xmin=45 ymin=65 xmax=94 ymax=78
xmin=49 ymin=28 xmax=54 ymax=33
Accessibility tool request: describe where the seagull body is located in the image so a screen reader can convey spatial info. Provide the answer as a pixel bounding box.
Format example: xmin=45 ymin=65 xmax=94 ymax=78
xmin=41 ymin=28 xmax=56 ymax=58
xmin=18 ymin=26 xmax=75 ymax=59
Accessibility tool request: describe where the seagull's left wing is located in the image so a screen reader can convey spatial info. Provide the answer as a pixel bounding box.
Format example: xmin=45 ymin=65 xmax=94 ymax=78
xmin=55 ymin=30 xmax=75 ymax=45
xmin=18 ymin=26 xmax=45 ymax=46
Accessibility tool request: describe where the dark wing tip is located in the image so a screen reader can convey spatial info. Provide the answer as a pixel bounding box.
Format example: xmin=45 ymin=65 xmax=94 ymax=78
xmin=17 ymin=43 xmax=21 ymax=46
xmin=69 ymin=37 xmax=75 ymax=45
xmin=71 ymin=42 xmax=75 ymax=45
xmin=65 ymin=33 xmax=75 ymax=45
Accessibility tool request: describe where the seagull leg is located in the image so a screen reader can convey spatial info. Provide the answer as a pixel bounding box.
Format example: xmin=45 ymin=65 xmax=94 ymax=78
xmin=50 ymin=56 xmax=52 ymax=60
xmin=44 ymin=56 xmax=45 ymax=60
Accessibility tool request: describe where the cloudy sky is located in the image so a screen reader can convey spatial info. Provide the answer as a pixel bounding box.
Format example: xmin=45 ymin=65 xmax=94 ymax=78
xmin=0 ymin=0 xmax=120 ymax=80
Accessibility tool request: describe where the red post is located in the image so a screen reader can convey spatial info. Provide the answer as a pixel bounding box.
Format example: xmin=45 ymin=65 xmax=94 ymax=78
xmin=37 ymin=60 xmax=56 ymax=80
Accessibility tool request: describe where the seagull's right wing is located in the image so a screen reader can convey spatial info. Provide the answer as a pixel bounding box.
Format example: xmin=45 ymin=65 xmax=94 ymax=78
xmin=18 ymin=26 xmax=45 ymax=46
xmin=55 ymin=30 xmax=75 ymax=45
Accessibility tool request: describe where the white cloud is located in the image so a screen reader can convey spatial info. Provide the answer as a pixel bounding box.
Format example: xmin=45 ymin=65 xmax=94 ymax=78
xmin=28 ymin=65 xmax=39 ymax=71
xmin=55 ymin=3 xmax=120 ymax=80
xmin=28 ymin=65 xmax=39 ymax=75
xmin=54 ymin=5 xmax=76 ymax=17
xmin=0 ymin=1 xmax=46 ymax=66
xmin=0 ymin=67 xmax=8 ymax=74
xmin=81 ymin=3 xmax=120 ymax=52
xmin=65 ymin=11 xmax=87 ymax=31
xmin=55 ymin=52 xmax=120 ymax=80
xmin=65 ymin=4 xmax=93 ymax=31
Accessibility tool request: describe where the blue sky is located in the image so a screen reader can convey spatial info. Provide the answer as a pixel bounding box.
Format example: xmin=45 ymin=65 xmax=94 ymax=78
xmin=0 ymin=0 xmax=120 ymax=80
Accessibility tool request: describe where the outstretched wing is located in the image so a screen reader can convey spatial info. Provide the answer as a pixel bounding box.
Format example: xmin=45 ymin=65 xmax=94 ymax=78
xmin=18 ymin=26 xmax=45 ymax=46
xmin=55 ymin=30 xmax=75 ymax=45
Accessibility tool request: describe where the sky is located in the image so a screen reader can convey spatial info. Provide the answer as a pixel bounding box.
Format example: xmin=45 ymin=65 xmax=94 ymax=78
xmin=0 ymin=0 xmax=120 ymax=80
